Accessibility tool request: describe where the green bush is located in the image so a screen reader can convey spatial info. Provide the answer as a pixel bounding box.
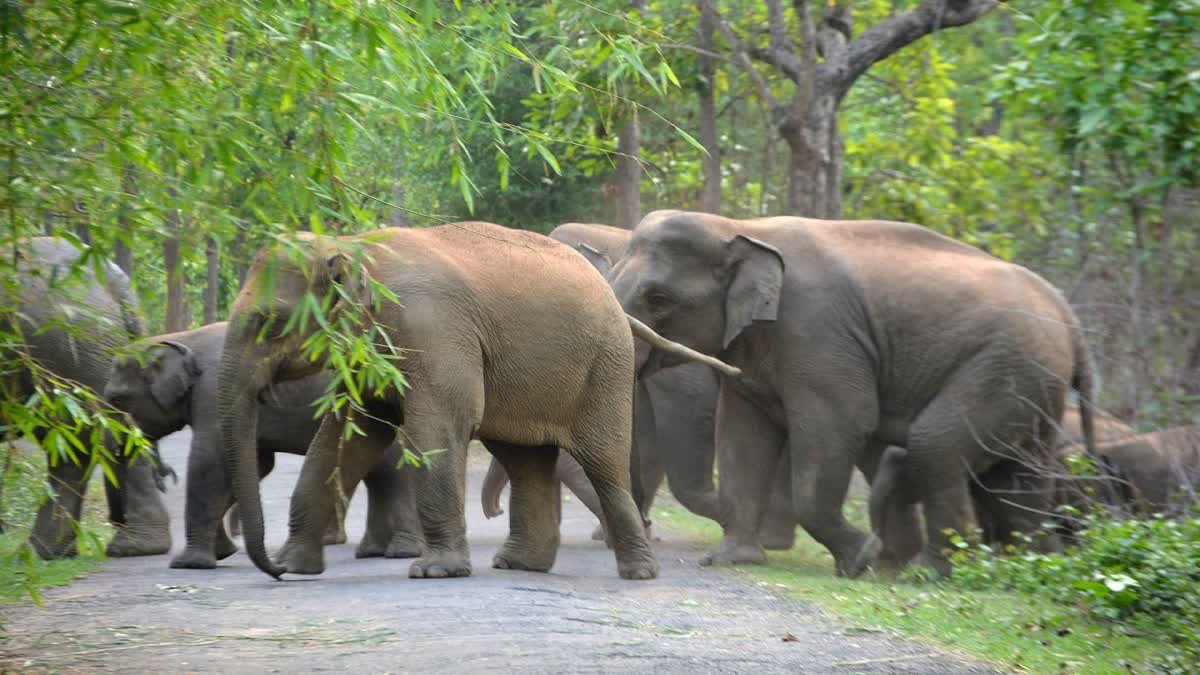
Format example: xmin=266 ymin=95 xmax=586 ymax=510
xmin=945 ymin=514 xmax=1200 ymax=671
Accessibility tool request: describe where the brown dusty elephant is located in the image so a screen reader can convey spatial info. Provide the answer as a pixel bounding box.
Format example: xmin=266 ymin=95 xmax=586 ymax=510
xmin=220 ymin=224 xmax=736 ymax=580
xmin=608 ymin=210 xmax=1099 ymax=577
xmin=480 ymin=223 xmax=720 ymax=537
xmin=1061 ymin=425 xmax=1200 ymax=516
xmin=104 ymin=321 xmax=424 ymax=569
xmin=2 ymin=237 xmax=171 ymax=559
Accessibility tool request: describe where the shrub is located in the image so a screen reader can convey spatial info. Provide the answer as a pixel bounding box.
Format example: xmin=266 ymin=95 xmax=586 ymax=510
xmin=944 ymin=513 xmax=1200 ymax=670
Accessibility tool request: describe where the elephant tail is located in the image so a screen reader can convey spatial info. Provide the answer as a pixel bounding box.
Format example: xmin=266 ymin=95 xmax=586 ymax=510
xmin=625 ymin=315 xmax=741 ymax=377
xmin=481 ymin=457 xmax=508 ymax=519
xmin=1069 ymin=317 xmax=1117 ymax=504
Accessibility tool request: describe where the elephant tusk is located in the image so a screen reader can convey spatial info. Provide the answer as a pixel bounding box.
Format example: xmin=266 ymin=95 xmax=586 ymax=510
xmin=625 ymin=314 xmax=741 ymax=377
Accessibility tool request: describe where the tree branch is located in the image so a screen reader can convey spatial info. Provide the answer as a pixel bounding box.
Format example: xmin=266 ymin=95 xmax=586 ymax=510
xmin=699 ymin=0 xmax=783 ymax=113
xmin=833 ymin=0 xmax=998 ymax=93
xmin=747 ymin=46 xmax=805 ymax=82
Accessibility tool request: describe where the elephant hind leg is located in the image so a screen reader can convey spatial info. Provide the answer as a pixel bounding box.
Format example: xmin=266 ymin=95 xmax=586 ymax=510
xmin=565 ymin=429 xmax=658 ymax=580
xmin=30 ymin=461 xmax=92 ymax=559
xmin=488 ymin=441 xmax=561 ymax=573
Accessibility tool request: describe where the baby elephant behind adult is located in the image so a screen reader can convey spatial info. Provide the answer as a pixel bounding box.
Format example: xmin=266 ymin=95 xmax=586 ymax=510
xmin=105 ymin=321 xmax=424 ymax=569
xmin=220 ymin=224 xmax=716 ymax=580
xmin=1064 ymin=425 xmax=1200 ymax=515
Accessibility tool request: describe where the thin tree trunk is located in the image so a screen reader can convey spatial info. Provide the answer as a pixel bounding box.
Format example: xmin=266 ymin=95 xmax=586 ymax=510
xmin=390 ymin=158 xmax=409 ymax=227
xmin=698 ymin=1 xmax=721 ymax=213
xmin=203 ymin=236 xmax=219 ymax=325
xmin=163 ymin=208 xmax=190 ymax=333
xmin=615 ymin=107 xmax=642 ymax=229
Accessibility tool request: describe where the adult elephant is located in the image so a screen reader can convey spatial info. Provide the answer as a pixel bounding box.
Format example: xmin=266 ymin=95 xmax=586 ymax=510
xmin=220 ymin=224 xmax=736 ymax=580
xmin=480 ymin=223 xmax=723 ymax=535
xmin=609 ymin=210 xmax=1098 ymax=576
xmin=104 ymin=321 xmax=424 ymax=569
xmin=2 ymin=237 xmax=171 ymax=559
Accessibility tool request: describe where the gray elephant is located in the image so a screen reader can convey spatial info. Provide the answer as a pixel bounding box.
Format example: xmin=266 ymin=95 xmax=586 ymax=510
xmin=104 ymin=321 xmax=424 ymax=569
xmin=609 ymin=210 xmax=1099 ymax=576
xmin=2 ymin=237 xmax=171 ymax=559
xmin=219 ymin=225 xmax=735 ymax=580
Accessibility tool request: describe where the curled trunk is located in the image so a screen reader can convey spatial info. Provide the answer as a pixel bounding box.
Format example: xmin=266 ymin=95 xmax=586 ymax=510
xmin=217 ymin=333 xmax=284 ymax=578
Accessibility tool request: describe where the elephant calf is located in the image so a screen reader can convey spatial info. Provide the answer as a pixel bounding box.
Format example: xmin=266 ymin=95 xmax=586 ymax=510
xmin=105 ymin=321 xmax=424 ymax=569
xmin=1063 ymin=425 xmax=1200 ymax=516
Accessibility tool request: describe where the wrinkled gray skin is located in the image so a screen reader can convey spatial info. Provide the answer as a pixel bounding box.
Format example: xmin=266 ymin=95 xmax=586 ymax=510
xmin=220 ymin=225 xmax=702 ymax=581
xmin=609 ymin=211 xmax=1098 ymax=577
xmin=480 ymin=223 xmax=798 ymax=548
xmin=2 ymin=237 xmax=171 ymax=559
xmin=105 ymin=321 xmax=424 ymax=569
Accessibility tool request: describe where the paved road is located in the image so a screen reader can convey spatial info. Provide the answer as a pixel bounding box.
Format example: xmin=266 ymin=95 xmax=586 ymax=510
xmin=1 ymin=430 xmax=993 ymax=673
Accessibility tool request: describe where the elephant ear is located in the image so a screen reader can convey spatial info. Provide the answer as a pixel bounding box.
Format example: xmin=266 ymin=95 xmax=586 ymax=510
xmin=722 ymin=235 xmax=784 ymax=349
xmin=149 ymin=341 xmax=200 ymax=412
xmin=576 ymin=243 xmax=613 ymax=277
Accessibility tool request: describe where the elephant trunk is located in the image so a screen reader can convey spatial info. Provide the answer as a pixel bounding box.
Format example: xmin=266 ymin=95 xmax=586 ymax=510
xmin=481 ymin=458 xmax=509 ymax=519
xmin=217 ymin=330 xmax=284 ymax=579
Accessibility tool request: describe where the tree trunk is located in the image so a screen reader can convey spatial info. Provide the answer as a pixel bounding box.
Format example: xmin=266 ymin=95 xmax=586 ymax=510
xmin=615 ymin=107 xmax=642 ymax=229
xmin=203 ymin=236 xmax=219 ymax=325
xmin=782 ymin=92 xmax=843 ymax=218
xmin=698 ymin=1 xmax=721 ymax=213
xmin=391 ymin=143 xmax=409 ymax=227
xmin=163 ymin=210 xmax=190 ymax=333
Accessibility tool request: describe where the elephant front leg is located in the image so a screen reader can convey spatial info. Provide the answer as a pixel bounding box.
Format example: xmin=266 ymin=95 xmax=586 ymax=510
xmin=30 ymin=461 xmax=92 ymax=559
xmin=172 ymin=439 xmax=233 ymax=569
xmin=701 ymin=388 xmax=783 ymax=567
xmin=105 ymin=450 xmax=172 ymax=558
xmin=489 ymin=442 xmax=561 ymax=573
xmin=276 ymin=414 xmax=392 ymax=575
xmin=407 ymin=409 xmax=474 ymax=579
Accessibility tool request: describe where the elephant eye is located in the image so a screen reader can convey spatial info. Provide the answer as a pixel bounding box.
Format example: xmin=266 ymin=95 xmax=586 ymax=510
xmin=643 ymin=289 xmax=672 ymax=314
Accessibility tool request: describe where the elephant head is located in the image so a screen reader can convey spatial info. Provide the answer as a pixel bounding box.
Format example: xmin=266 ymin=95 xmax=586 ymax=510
xmin=608 ymin=211 xmax=784 ymax=377
xmin=218 ymin=234 xmax=372 ymax=578
xmin=105 ymin=340 xmax=201 ymax=440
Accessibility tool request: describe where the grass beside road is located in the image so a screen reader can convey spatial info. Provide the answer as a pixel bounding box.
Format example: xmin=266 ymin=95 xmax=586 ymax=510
xmin=0 ymin=442 xmax=111 ymax=606
xmin=652 ymin=500 xmax=1170 ymax=674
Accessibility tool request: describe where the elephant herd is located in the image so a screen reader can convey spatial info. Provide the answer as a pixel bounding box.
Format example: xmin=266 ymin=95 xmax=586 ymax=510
xmin=7 ymin=211 xmax=1198 ymax=585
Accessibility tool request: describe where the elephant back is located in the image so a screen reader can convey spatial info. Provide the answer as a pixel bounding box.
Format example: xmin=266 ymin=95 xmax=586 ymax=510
xmin=7 ymin=237 xmax=142 ymax=393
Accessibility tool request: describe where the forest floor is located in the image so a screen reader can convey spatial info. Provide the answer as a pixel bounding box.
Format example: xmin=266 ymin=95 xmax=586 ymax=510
xmin=0 ymin=430 xmax=995 ymax=674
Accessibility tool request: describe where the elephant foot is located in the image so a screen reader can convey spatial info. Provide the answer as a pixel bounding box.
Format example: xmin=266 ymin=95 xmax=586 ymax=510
xmin=492 ymin=535 xmax=559 ymax=573
xmin=274 ymin=539 xmax=326 ymax=575
xmin=215 ymin=530 xmax=238 ymax=561
xmin=836 ymin=533 xmax=883 ymax=579
xmin=31 ymin=536 xmax=78 ymax=561
xmin=385 ymin=534 xmax=424 ymax=559
xmin=409 ymin=548 xmax=472 ymax=578
xmin=170 ymin=547 xmax=218 ymax=570
xmin=698 ymin=539 xmax=767 ymax=567
xmin=354 ymin=536 xmax=388 ymax=559
xmin=911 ymin=550 xmax=952 ymax=579
xmin=106 ymin=526 xmax=171 ymax=558
xmin=616 ymin=554 xmax=659 ymax=580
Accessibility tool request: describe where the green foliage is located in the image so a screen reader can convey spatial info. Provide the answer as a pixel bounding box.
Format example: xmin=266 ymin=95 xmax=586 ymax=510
xmin=947 ymin=514 xmax=1200 ymax=670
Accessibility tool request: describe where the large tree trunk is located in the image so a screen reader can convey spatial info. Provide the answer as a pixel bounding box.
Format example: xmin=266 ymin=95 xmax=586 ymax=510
xmin=163 ymin=210 xmax=190 ymax=333
xmin=781 ymin=93 xmax=843 ymax=218
xmin=203 ymin=236 xmax=220 ymax=325
xmin=615 ymin=107 xmax=642 ymax=229
xmin=114 ymin=163 xmax=136 ymax=276
xmin=698 ymin=1 xmax=721 ymax=213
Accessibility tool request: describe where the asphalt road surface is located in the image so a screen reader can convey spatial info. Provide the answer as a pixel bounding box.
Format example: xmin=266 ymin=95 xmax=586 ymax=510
xmin=1 ymin=430 xmax=994 ymax=673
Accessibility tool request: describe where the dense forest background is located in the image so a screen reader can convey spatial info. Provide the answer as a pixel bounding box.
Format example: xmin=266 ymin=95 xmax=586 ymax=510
xmin=3 ymin=0 xmax=1198 ymax=427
